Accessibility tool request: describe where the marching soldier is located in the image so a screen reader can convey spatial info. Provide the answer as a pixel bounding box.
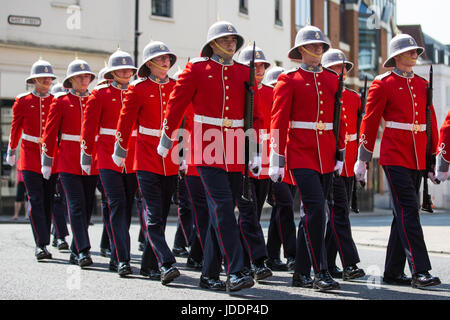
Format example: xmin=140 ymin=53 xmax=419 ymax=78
xmin=112 ymin=40 xmax=180 ymax=285
xmin=263 ymin=66 xmax=297 ymax=272
xmin=354 ymin=34 xmax=441 ymax=288
xmin=7 ymin=59 xmax=57 ymax=261
xmin=236 ymin=45 xmax=272 ymax=281
xmin=269 ymin=25 xmax=345 ymax=291
xmin=80 ymin=49 xmax=138 ymax=276
xmin=435 ymin=110 xmax=450 ymax=182
xmin=322 ymin=49 xmax=365 ymax=281
xmin=157 ymin=21 xmax=262 ymax=292
xmin=41 ymin=58 xmax=98 ymax=268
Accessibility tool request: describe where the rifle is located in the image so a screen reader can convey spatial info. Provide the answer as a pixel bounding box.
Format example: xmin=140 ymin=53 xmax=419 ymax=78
xmin=351 ymin=76 xmax=368 ymax=214
xmin=329 ymin=61 xmax=346 ymax=206
xmin=422 ymin=65 xmax=439 ymax=213
xmin=242 ymin=42 xmax=256 ymax=202
xmin=171 ymin=116 xmax=186 ymax=205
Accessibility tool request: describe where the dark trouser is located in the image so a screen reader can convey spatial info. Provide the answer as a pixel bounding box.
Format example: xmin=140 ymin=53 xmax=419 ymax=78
xmin=326 ymin=176 xmax=360 ymax=268
xmin=97 ymin=181 xmax=112 ymax=251
xmin=251 ymin=178 xmax=271 ymax=220
xmin=136 ymin=190 xmax=146 ymax=244
xmin=237 ymin=178 xmax=268 ymax=267
xmin=292 ymin=169 xmax=332 ymax=274
xmin=137 ymin=170 xmax=177 ymax=268
xmin=59 ymin=173 xmax=98 ymax=254
xmin=99 ymin=169 xmax=137 ymax=263
xmin=383 ymin=166 xmax=432 ymax=275
xmin=22 ymin=171 xmax=56 ymax=247
xmin=295 ymin=202 xmax=313 ymax=275
xmin=51 ymin=177 xmax=69 ymax=239
xmin=266 ymin=181 xmax=297 ymax=260
xmin=184 ymin=175 xmax=210 ymax=263
xmin=173 ymin=175 xmax=194 ymax=249
xmin=197 ymin=166 xmax=245 ymax=276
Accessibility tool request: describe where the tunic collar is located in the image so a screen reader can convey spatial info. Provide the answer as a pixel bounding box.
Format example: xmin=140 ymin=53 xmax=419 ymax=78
xmin=149 ymin=74 xmax=169 ymax=84
xmin=393 ymin=68 xmax=414 ymax=79
xmin=69 ymin=88 xmax=90 ymax=97
xmin=210 ymin=54 xmax=234 ymax=66
xmin=300 ymin=63 xmax=323 ymax=73
xmin=32 ymin=90 xmax=50 ymax=98
xmin=112 ymin=81 xmax=129 ymax=90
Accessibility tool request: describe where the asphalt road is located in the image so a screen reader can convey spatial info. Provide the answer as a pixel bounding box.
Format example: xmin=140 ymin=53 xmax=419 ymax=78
xmin=1 ymin=217 xmax=449 ymax=301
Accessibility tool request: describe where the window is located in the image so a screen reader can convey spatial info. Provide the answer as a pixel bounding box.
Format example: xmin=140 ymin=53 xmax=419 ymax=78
xmin=358 ymin=2 xmax=378 ymax=80
xmin=275 ymin=0 xmax=283 ymax=26
xmin=239 ymin=0 xmax=248 ymax=15
xmin=151 ymin=0 xmax=172 ymax=18
xmin=295 ymin=0 xmax=311 ymax=29
xmin=324 ymin=0 xmax=329 ymax=36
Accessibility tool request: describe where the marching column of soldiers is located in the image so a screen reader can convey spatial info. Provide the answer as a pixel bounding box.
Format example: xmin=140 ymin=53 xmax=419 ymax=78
xmin=6 ymin=21 xmax=446 ymax=293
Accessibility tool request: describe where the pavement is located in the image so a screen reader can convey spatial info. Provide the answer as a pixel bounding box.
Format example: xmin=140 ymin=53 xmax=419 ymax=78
xmin=2 ymin=207 xmax=449 ymax=255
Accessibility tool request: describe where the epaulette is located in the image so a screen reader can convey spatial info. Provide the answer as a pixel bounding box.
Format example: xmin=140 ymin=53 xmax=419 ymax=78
xmin=130 ymin=77 xmax=147 ymax=87
xmin=189 ymin=57 xmax=209 ymax=64
xmin=414 ymin=73 xmax=427 ymax=82
xmin=16 ymin=92 xmax=31 ymax=99
xmin=233 ymin=60 xmax=248 ymax=68
xmin=94 ymin=83 xmax=110 ymax=91
xmin=54 ymin=91 xmax=69 ymax=98
xmin=375 ymin=71 xmax=391 ymax=81
xmin=345 ymin=87 xmax=360 ymax=95
xmin=283 ymin=67 xmax=299 ymax=75
xmin=323 ymin=67 xmax=338 ymax=75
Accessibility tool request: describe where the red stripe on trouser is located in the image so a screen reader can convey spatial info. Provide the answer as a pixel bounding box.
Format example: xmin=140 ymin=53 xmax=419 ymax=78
xmin=136 ymin=178 xmax=162 ymax=266
xmin=177 ymin=205 xmax=189 ymax=245
xmin=238 ymin=203 xmax=254 ymax=262
xmin=330 ymin=206 xmax=346 ymax=267
xmin=198 ymin=170 xmax=230 ymax=274
xmin=296 ymin=186 xmax=320 ymax=272
xmin=60 ymin=182 xmax=80 ymax=254
xmin=184 ymin=176 xmax=204 ymax=252
xmin=276 ymin=207 xmax=287 ymax=256
xmin=99 ymin=175 xmax=120 ymax=262
xmin=385 ymin=168 xmax=417 ymax=274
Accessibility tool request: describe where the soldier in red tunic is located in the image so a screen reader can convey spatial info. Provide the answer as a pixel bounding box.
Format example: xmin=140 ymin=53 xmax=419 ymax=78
xmin=7 ymin=59 xmax=57 ymax=261
xmin=80 ymin=49 xmax=138 ymax=277
xmin=41 ymin=58 xmax=98 ymax=268
xmin=157 ymin=21 xmax=262 ymax=292
xmin=270 ymin=25 xmax=345 ymax=291
xmin=322 ymin=48 xmax=365 ymax=281
xmin=354 ymin=34 xmax=441 ymax=288
xmin=435 ymin=110 xmax=450 ymax=182
xmin=112 ymin=41 xmax=180 ymax=285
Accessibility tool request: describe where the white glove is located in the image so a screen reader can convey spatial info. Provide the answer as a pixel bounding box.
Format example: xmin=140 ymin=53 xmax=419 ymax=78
xmin=334 ymin=160 xmax=344 ymax=176
xmin=354 ymin=160 xmax=367 ymax=184
xmin=41 ymin=166 xmax=51 ymax=180
xmin=434 ymin=169 xmax=448 ymax=183
xmin=6 ymin=153 xmax=15 ymax=166
xmin=269 ymin=166 xmax=284 ymax=183
xmin=112 ymin=154 xmax=125 ymax=167
xmin=81 ymin=164 xmax=91 ymax=175
xmin=249 ymin=155 xmax=262 ymax=177
xmin=157 ymin=144 xmax=169 ymax=158
xmin=179 ymin=160 xmax=188 ymax=174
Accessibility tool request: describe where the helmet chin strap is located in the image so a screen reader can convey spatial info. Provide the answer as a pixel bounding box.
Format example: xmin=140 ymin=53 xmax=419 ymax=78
xmin=112 ymin=71 xmax=131 ymax=84
xmin=34 ymin=78 xmax=50 ymax=92
xmin=302 ymin=46 xmax=323 ymax=59
xmin=212 ymin=40 xmax=235 ymax=56
xmin=148 ymin=60 xmax=170 ymax=71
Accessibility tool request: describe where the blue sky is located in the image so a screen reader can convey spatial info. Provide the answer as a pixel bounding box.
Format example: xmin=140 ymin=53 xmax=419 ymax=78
xmin=397 ymin=0 xmax=450 ymax=44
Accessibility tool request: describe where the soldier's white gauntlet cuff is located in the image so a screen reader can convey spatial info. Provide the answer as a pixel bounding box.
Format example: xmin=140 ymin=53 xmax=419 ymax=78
xmin=41 ymin=152 xmax=53 ymax=167
xmin=358 ymin=145 xmax=373 ymax=162
xmin=269 ymin=150 xmax=285 ymax=168
xmin=437 ymin=152 xmax=450 ymax=173
xmin=337 ymin=148 xmax=345 ymax=162
xmin=113 ymin=141 xmax=128 ymax=159
xmin=160 ymin=131 xmax=173 ymax=150
xmin=81 ymin=150 xmax=92 ymax=166
xmin=7 ymin=146 xmax=15 ymax=157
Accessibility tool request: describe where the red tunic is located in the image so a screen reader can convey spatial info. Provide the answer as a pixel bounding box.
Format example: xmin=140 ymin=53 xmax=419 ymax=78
xmin=81 ymin=83 xmax=136 ymax=174
xmin=115 ymin=77 xmax=178 ymax=176
xmin=437 ymin=110 xmax=450 ymax=163
xmin=162 ymin=57 xmax=263 ymax=173
xmin=341 ymin=88 xmax=361 ymax=177
xmin=42 ymin=91 xmax=98 ymax=176
xmin=271 ymin=66 xmax=346 ymax=174
xmin=9 ymin=92 xmax=54 ymax=174
xmin=359 ymin=70 xmax=438 ymax=170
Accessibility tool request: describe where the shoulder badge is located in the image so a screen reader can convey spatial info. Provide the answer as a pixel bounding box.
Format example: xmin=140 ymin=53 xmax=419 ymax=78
xmin=284 ymin=67 xmax=299 ymax=75
xmin=54 ymin=91 xmax=69 ymax=99
xmin=189 ymin=57 xmax=209 ymax=64
xmin=414 ymin=73 xmax=427 ymax=82
xmin=344 ymin=87 xmax=360 ymax=96
xmin=375 ymin=71 xmax=392 ymax=81
xmin=322 ymin=67 xmax=338 ymax=76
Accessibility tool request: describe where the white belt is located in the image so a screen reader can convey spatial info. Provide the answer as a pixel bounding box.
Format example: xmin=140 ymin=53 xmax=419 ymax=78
xmin=22 ymin=133 xmax=41 ymax=144
xmin=61 ymin=134 xmax=81 ymax=142
xmin=385 ymin=121 xmax=426 ymax=133
xmin=346 ymin=133 xmax=357 ymax=142
xmin=194 ymin=114 xmax=244 ymax=128
xmin=139 ymin=126 xmax=161 ymax=137
xmin=289 ymin=121 xmax=333 ymax=131
xmin=100 ymin=128 xmax=137 ymax=137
